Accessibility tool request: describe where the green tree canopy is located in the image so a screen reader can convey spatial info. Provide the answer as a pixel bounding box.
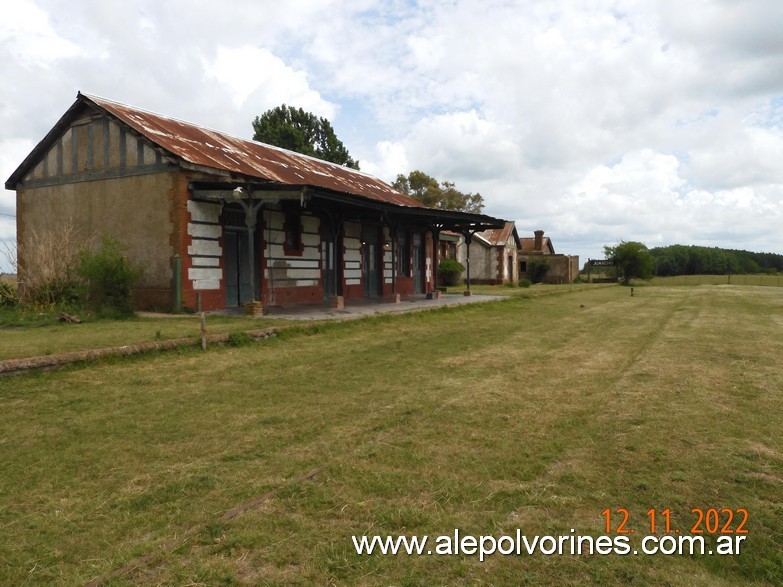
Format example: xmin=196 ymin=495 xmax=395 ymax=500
xmin=604 ymin=241 xmax=654 ymax=285
xmin=392 ymin=170 xmax=484 ymax=214
xmin=649 ymin=244 xmax=782 ymax=276
xmin=252 ymin=105 xmax=359 ymax=169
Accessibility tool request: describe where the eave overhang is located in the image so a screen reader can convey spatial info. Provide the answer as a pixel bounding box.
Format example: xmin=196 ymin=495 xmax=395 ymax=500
xmin=188 ymin=179 xmax=506 ymax=233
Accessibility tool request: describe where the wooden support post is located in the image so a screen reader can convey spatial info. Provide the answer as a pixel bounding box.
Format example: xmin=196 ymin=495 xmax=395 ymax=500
xmin=200 ymin=312 xmax=207 ymax=350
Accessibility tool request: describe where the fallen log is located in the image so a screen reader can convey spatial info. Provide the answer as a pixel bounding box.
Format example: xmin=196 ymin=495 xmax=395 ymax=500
xmin=0 ymin=327 xmax=280 ymax=375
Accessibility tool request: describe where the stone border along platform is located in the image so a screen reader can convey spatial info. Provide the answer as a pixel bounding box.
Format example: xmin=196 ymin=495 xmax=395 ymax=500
xmin=0 ymin=328 xmax=280 ymax=376
xmin=0 ymin=294 xmax=505 ymax=376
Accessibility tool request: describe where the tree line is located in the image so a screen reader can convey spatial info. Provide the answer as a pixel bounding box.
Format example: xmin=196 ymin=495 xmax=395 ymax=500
xmin=602 ymin=241 xmax=782 ymax=286
xmin=650 ymin=245 xmax=783 ymax=276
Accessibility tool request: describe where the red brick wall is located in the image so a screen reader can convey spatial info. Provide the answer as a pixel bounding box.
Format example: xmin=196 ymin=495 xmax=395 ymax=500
xmin=175 ymin=173 xmax=228 ymax=312
xmin=395 ymin=276 xmax=414 ymax=296
xmin=264 ymin=284 xmax=323 ymax=306
xmin=344 ymin=283 xmax=364 ymax=300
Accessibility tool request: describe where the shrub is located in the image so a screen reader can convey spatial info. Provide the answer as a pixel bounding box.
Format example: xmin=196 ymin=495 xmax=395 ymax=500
xmin=0 ymin=280 xmax=19 ymax=307
xmin=528 ymin=256 xmax=550 ymax=283
xmin=438 ymin=258 xmax=465 ymax=286
xmin=227 ymin=331 xmax=254 ymax=346
xmin=76 ymin=235 xmax=144 ymax=317
xmin=518 ymin=278 xmax=532 ymax=288
xmin=16 ymin=222 xmax=87 ymax=306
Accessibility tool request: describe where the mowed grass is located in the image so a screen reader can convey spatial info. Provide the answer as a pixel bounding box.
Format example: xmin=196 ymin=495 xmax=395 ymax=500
xmin=0 ymin=313 xmax=291 ymax=361
xmin=443 ymin=282 xmax=609 ymax=297
xmin=648 ymin=274 xmax=783 ymax=287
xmin=1 ymin=285 xmax=782 ymax=585
xmin=0 ymin=282 xmax=597 ymax=362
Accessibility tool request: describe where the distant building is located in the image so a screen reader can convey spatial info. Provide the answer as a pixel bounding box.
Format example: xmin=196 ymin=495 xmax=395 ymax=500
xmin=455 ymin=221 xmax=520 ymax=285
xmin=519 ymin=230 xmax=579 ymax=284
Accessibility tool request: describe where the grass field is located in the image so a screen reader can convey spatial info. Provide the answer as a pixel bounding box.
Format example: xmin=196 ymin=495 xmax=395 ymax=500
xmin=442 ymin=282 xmax=609 ymax=297
xmin=0 ymin=283 xmax=600 ymax=362
xmin=1 ymin=285 xmax=782 ymax=585
xmin=0 ymin=312 xmax=291 ymax=361
xmin=648 ymin=275 xmax=783 ymax=287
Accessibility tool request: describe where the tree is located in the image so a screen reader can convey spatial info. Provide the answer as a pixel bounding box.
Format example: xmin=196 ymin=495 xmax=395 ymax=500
xmin=392 ymin=170 xmax=484 ymax=213
xmin=604 ymin=241 xmax=654 ymax=285
xmin=648 ymin=244 xmax=782 ymax=277
xmin=252 ymin=105 xmax=359 ymax=169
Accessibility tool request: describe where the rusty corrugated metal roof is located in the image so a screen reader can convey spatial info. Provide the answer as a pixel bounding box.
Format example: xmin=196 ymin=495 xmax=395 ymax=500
xmin=82 ymin=93 xmax=424 ymax=208
xmin=520 ymin=236 xmax=555 ymax=254
xmin=474 ymin=221 xmax=517 ymax=247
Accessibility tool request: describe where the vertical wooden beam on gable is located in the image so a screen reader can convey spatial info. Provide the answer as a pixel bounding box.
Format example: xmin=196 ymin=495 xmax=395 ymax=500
xmin=103 ymin=118 xmax=110 ymax=171
xmin=56 ymin=136 xmax=63 ymax=177
xmin=70 ymin=126 xmax=78 ymax=174
xmin=86 ymin=121 xmax=94 ymax=172
xmin=93 ymin=118 xmax=105 ymax=172
xmin=42 ymin=147 xmax=49 ymax=178
xmin=137 ymin=138 xmax=144 ymax=167
xmin=109 ymin=121 xmax=121 ymax=168
xmin=119 ymin=127 xmax=126 ymax=169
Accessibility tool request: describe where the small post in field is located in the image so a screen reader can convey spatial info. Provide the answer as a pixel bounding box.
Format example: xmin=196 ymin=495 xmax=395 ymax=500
xmin=200 ymin=312 xmax=207 ymax=350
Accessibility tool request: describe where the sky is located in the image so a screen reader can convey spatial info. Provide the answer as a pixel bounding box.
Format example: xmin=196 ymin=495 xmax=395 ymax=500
xmin=2 ymin=0 xmax=782 ymax=272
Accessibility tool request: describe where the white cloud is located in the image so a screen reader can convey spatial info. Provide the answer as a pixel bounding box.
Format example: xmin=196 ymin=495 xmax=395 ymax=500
xmin=403 ymin=111 xmax=520 ymax=182
xmin=0 ymin=0 xmax=85 ymax=65
xmin=1 ymin=0 xmax=782 ymax=266
xmin=360 ymin=141 xmax=409 ymax=182
xmin=685 ymin=123 xmax=783 ymax=190
xmin=559 ymin=149 xmax=783 ymax=257
xmin=202 ymin=46 xmax=337 ymax=118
